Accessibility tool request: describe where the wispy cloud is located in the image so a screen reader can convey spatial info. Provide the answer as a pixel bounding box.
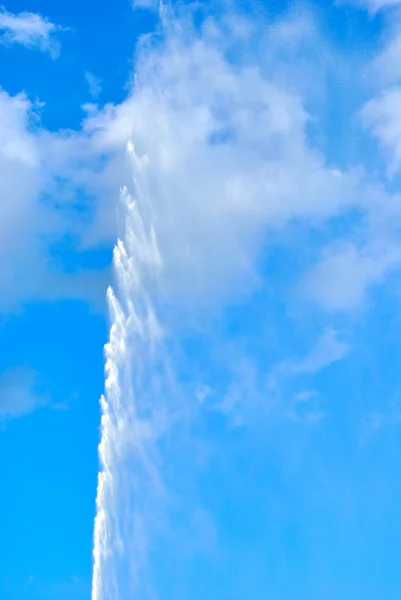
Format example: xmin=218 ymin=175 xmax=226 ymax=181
xmin=352 ymin=0 xmax=401 ymax=13
xmin=0 ymin=7 xmax=63 ymax=56
xmin=290 ymin=329 xmax=350 ymax=374
xmin=288 ymin=389 xmax=326 ymax=424
xmin=300 ymin=239 xmax=401 ymax=312
xmin=85 ymin=72 xmax=102 ymax=100
xmin=338 ymin=0 xmax=401 ymax=13
xmin=131 ymin=0 xmax=159 ymax=10
xmin=0 ymin=366 xmax=48 ymax=421
xmin=362 ymin=88 xmax=401 ymax=175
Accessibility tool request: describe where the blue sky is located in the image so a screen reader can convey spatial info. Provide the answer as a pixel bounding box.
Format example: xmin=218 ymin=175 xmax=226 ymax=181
xmin=2 ymin=0 xmax=401 ymax=599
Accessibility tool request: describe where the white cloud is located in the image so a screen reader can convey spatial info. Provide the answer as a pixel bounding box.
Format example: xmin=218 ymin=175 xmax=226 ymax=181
xmin=362 ymin=87 xmax=401 ymax=174
xmin=265 ymin=331 xmax=349 ymax=424
xmin=300 ymin=193 xmax=401 ymax=309
xmin=272 ymin=329 xmax=350 ymax=383
xmin=0 ymin=89 xmax=110 ymax=312
xmin=85 ymin=72 xmax=102 ymax=100
xmin=291 ymin=328 xmax=350 ymax=374
xmin=2 ymin=3 xmax=401 ymax=322
xmin=302 ymin=241 xmax=390 ymax=310
xmin=365 ymin=7 xmax=401 ymax=87
xmin=299 ymin=10 xmax=401 ymax=312
xmin=131 ymin=0 xmax=159 ymax=10
xmin=0 ymin=367 xmax=48 ymax=420
xmin=0 ymin=7 xmax=63 ymax=56
xmin=304 ymin=11 xmax=401 ymax=313
xmin=2 ymin=6 xmax=391 ymax=317
xmin=344 ymin=0 xmax=401 ymax=13
xmin=288 ymin=390 xmax=325 ymax=424
xmin=77 ymin=13 xmax=364 ymax=314
xmin=372 ymin=34 xmax=401 ymax=86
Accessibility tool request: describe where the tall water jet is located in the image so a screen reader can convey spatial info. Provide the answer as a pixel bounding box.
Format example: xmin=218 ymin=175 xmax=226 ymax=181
xmin=92 ymin=143 xmax=167 ymax=600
